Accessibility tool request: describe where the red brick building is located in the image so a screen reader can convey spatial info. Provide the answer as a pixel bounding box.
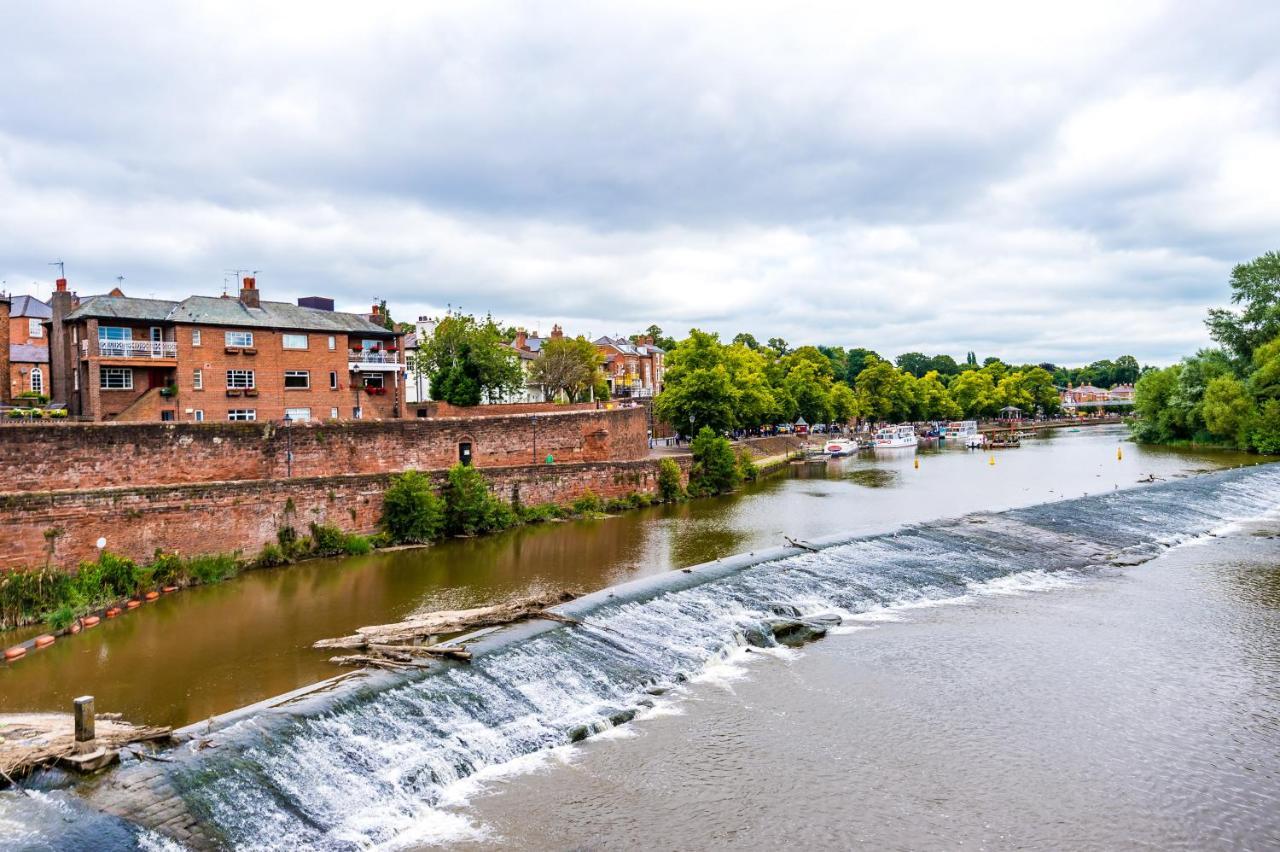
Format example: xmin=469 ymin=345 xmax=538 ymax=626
xmin=6 ymin=295 xmax=51 ymax=402
xmin=49 ymin=277 xmax=404 ymax=423
xmin=594 ymin=335 xmax=664 ymax=398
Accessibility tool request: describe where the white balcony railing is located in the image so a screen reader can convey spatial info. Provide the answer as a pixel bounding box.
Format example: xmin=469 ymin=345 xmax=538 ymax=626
xmin=349 ymin=351 xmax=400 ymax=364
xmin=98 ymin=340 xmax=178 ymax=358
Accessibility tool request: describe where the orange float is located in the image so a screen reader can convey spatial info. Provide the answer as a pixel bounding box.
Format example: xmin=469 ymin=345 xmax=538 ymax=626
xmin=34 ymin=635 xmax=55 ymax=648
xmin=4 ymin=646 xmax=26 ymax=661
xmin=144 ymin=591 xmax=160 ymax=601
xmin=126 ymin=600 xmax=141 ymax=610
xmin=69 ymin=621 xmax=82 ymax=634
xmin=162 ymin=586 xmax=178 ymax=593
xmin=106 ymin=607 xmax=122 ymax=618
xmin=82 ymin=615 xmax=100 ymax=628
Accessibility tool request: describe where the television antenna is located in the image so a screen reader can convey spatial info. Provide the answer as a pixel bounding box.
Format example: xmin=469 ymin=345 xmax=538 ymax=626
xmin=49 ymin=259 xmax=65 ymax=279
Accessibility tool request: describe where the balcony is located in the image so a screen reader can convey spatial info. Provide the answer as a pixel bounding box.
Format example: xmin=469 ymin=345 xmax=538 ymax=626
xmin=94 ymin=340 xmax=178 ymax=359
xmin=349 ymin=350 xmax=403 ymax=373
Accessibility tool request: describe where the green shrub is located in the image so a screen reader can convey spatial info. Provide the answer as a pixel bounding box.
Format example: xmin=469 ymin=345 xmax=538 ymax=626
xmin=689 ymin=428 xmax=741 ymax=496
xmin=341 ymin=535 xmax=373 ymax=556
xmin=277 ymin=526 xmax=298 ymax=548
xmin=187 ymin=554 xmax=239 ymax=585
xmin=604 ymin=496 xmax=630 ymax=513
xmin=48 ymin=409 xmax=68 ymax=419
xmin=255 ymin=543 xmax=289 ymax=568
xmin=443 ymin=464 xmax=516 ymax=536
xmin=16 ymin=391 xmax=49 ymax=404
xmin=519 ymin=503 xmax=564 ymax=524
xmin=308 ymin=523 xmax=349 ymax=556
xmin=150 ymin=551 xmax=185 ymax=586
xmin=572 ymin=490 xmax=604 ymax=515
xmin=657 ymin=458 xmax=685 ymax=502
xmin=737 ymin=449 xmax=760 ymax=482
xmin=381 ymin=469 xmax=445 ymax=543
xmin=46 ymin=603 xmax=77 ymax=632
xmin=97 ymin=552 xmax=141 ymax=598
xmin=0 ymin=568 xmax=75 ymax=630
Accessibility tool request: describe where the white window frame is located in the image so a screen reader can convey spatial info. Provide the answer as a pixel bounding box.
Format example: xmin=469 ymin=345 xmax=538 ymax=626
xmin=30 ymin=366 xmax=43 ymax=394
xmin=329 ymin=371 xmax=338 ymax=390
xmin=28 ymin=318 xmax=43 ymax=338
xmin=225 ymin=330 xmax=253 ymax=348
xmin=282 ymin=333 xmax=308 ymax=350
xmin=100 ymin=367 xmax=133 ymax=390
xmin=98 ymin=326 xmax=130 ymax=342
xmin=363 ymin=373 xmax=384 ymax=389
xmin=226 ymin=369 xmax=255 ymax=389
xmin=328 ymin=335 xmax=336 ymax=351
xmin=193 ymin=368 xmax=203 ymax=390
xmin=193 ymin=410 xmax=205 ymax=422
xmin=284 ymin=407 xmax=311 ymax=422
xmin=284 ymin=370 xmax=310 ymax=389
xmin=192 ymin=328 xmax=202 ymax=346
xmin=227 ymin=409 xmax=257 ymax=421
xmin=330 ymin=407 xmax=338 ymax=419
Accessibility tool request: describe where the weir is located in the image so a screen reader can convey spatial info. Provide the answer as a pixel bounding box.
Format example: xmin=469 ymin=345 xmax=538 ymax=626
xmin=39 ymin=464 xmax=1280 ymax=849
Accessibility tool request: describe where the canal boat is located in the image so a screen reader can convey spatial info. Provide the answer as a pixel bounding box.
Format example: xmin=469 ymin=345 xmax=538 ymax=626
xmin=944 ymin=421 xmax=980 ymax=445
xmin=825 ymin=439 xmax=857 ymax=457
xmin=872 ymin=424 xmax=917 ymax=449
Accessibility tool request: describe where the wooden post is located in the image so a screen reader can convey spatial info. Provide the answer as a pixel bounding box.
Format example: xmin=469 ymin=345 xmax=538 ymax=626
xmin=74 ymin=695 xmax=95 ymax=744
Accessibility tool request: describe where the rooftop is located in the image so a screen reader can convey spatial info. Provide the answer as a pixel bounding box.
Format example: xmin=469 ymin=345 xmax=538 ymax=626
xmin=9 ymin=295 xmax=51 ymax=319
xmin=66 ymin=294 xmax=396 ymax=336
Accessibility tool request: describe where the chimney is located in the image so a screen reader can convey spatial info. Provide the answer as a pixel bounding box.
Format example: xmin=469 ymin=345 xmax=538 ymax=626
xmin=551 ymin=324 xmax=563 ymax=340
xmin=56 ymin=278 xmax=68 ymax=293
xmin=371 ymin=303 xmax=381 ymax=322
xmin=514 ymin=329 xmax=527 ymax=351
xmin=49 ymin=280 xmax=75 ymax=411
xmin=239 ymin=276 xmax=260 ymax=308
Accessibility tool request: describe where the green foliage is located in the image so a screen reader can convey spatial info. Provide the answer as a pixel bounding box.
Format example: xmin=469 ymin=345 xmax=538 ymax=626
xmin=382 ymin=470 xmax=446 ymax=544
xmin=255 ymin=543 xmax=289 ymax=568
xmin=47 ymin=604 xmax=77 ymax=632
xmin=443 ymin=464 xmax=516 ymax=536
xmin=308 ymin=523 xmax=349 ymax=556
xmin=1249 ymin=399 xmax=1280 ymax=454
xmin=187 ymin=553 xmax=239 ymax=584
xmin=342 ymin=535 xmax=373 ymax=556
xmin=520 ymin=502 xmax=567 ymax=523
xmin=571 ymin=490 xmax=604 ymax=515
xmin=1206 ymin=250 xmax=1280 ymax=363
xmin=1201 ymin=375 xmax=1255 ymax=443
xmin=150 ymin=551 xmax=184 ymax=586
xmin=417 ymin=311 xmax=524 ymax=405
xmin=688 ymin=427 xmax=741 ymax=496
xmin=529 ymin=335 xmax=605 ymax=402
xmin=737 ymin=449 xmax=760 ymax=482
xmin=657 ymin=457 xmax=686 ymax=502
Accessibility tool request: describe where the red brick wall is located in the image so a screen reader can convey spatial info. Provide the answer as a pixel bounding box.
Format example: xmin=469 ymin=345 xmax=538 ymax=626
xmin=0 ymin=457 xmax=683 ymax=570
xmin=0 ymin=406 xmax=649 ymax=493
xmin=413 ymin=400 xmax=600 ymax=417
xmin=0 ymin=299 xmax=9 ymax=405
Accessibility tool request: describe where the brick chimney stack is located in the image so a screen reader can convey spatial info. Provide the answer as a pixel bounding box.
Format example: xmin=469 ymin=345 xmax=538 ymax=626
xmin=239 ymin=276 xmax=260 ymax=308
xmin=49 ymin=279 xmax=75 ymax=411
xmin=56 ymin=278 xmax=68 ymax=292
xmin=371 ymin=303 xmax=381 ymax=322
xmin=551 ymin=324 xmax=563 ymax=340
xmin=514 ymin=329 xmax=527 ymax=351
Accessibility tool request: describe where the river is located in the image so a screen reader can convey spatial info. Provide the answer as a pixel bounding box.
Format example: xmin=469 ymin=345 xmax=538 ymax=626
xmin=2 ymin=426 xmax=1279 ymax=850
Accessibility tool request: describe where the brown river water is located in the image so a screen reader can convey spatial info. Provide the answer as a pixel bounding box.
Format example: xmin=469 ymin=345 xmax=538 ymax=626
xmin=2 ymin=426 xmax=1279 ymax=851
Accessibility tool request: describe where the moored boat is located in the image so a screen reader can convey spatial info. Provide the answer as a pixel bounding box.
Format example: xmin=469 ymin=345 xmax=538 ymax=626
xmin=872 ymin=424 xmax=917 ymax=449
xmin=825 ymin=439 xmax=856 ymax=457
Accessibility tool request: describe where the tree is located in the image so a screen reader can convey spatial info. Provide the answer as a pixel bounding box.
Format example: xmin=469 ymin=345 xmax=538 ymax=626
xmin=689 ymin=427 xmax=741 ymax=495
xmin=416 ymin=312 xmax=524 ymax=406
xmin=656 ymin=330 xmax=782 ymax=433
xmin=1206 ymin=250 xmax=1280 ymax=363
xmin=844 ymin=348 xmax=881 ymax=385
xmin=949 ymin=369 xmax=998 ymax=418
xmin=927 ymin=354 xmax=960 ymax=376
xmin=528 ymin=335 xmax=605 ymax=402
xmin=855 ymin=359 xmax=913 ymax=422
xmin=382 ymin=470 xmax=444 ymax=544
xmin=442 ymin=464 xmax=515 ymax=536
xmin=377 ymin=300 xmax=395 ymax=331
xmin=783 ymin=360 xmax=833 ymax=424
xmin=1132 ymin=365 xmax=1183 ymax=443
xmin=1248 ymin=337 xmax=1280 ymax=401
xmin=966 ymin=351 xmax=978 ymax=367
xmin=829 ymin=382 xmax=862 ymax=423
xmin=767 ymin=337 xmax=791 ymax=357
xmin=912 ymin=371 xmax=960 ymax=420
xmin=634 ymin=324 xmax=676 ymax=350
xmin=1112 ymin=355 xmax=1140 ymax=385
xmin=896 ymin=352 xmax=931 ymax=378
xmin=732 ymin=333 xmax=761 ymax=350
xmin=1201 ymin=375 xmax=1255 ymax=444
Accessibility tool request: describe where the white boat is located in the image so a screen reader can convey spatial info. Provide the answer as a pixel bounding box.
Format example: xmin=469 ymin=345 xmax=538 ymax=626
xmin=872 ymin=424 xmax=917 ymax=449
xmin=944 ymin=420 xmax=984 ymax=448
xmin=825 ymin=439 xmax=856 ymax=457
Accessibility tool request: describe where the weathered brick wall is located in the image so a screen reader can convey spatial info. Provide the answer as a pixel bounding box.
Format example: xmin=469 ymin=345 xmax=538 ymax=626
xmin=0 ymin=457 xmax=684 ymax=570
xmin=0 ymin=298 xmax=9 ymax=405
xmin=413 ymin=400 xmax=601 ymax=418
xmin=0 ymin=406 xmax=649 ymax=493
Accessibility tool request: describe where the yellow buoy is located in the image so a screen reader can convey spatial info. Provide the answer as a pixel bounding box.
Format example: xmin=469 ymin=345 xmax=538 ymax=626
xmin=988 ymin=454 xmax=995 ymax=465
xmin=914 ymin=457 xmax=919 ymax=469
xmin=1117 ymin=446 xmax=1123 ymax=460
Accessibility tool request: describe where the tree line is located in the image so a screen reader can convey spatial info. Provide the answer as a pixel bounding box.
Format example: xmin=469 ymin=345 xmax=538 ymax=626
xmin=1132 ymin=251 xmax=1280 ymax=454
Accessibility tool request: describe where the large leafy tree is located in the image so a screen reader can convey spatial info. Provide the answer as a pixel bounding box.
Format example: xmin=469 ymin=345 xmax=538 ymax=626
xmin=1206 ymin=250 xmax=1280 ymax=363
xmin=896 ymin=352 xmax=931 ymax=378
xmin=1201 ymin=375 xmax=1255 ymax=444
xmin=415 ymin=312 xmax=523 ymax=406
xmin=529 ymin=335 xmax=606 ymax=402
xmin=656 ymin=330 xmax=749 ymax=433
xmin=854 ymin=359 xmax=913 ymax=422
xmin=912 ymin=371 xmax=961 ymax=420
xmin=843 ymin=348 xmax=880 ymax=385
xmin=949 ymin=369 xmax=998 ymax=418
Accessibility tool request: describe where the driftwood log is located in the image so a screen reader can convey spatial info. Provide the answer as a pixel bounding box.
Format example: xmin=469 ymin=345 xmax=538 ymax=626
xmin=315 ymin=590 xmax=582 ymax=669
xmin=0 ymin=713 xmax=171 ymax=783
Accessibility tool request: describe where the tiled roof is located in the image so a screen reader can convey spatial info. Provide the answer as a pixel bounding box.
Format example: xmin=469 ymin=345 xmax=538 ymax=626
xmin=9 ymin=343 xmax=49 ymax=363
xmin=10 ymin=295 xmax=51 ymax=319
xmin=66 ymin=294 xmax=396 ymax=336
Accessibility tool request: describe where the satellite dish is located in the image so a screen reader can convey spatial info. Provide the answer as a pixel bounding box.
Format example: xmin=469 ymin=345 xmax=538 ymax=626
xmin=96 ymin=537 xmax=107 ymax=550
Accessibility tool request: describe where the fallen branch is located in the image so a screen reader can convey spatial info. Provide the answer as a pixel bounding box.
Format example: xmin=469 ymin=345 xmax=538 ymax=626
xmin=784 ymin=536 xmax=819 ymax=552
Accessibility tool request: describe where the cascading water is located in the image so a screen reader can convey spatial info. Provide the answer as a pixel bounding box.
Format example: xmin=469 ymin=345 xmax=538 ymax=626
xmin=64 ymin=465 xmax=1280 ymax=848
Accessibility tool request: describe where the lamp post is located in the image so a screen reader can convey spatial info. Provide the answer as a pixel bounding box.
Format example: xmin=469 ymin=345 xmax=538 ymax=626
xmin=688 ymin=413 xmax=695 ymax=442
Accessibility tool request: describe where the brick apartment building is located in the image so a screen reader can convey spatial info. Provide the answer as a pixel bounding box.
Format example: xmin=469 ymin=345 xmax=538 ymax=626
xmin=6 ymin=295 xmax=51 ymax=401
xmin=594 ymin=335 xmax=664 ymax=398
xmin=48 ymin=277 xmax=404 ymax=422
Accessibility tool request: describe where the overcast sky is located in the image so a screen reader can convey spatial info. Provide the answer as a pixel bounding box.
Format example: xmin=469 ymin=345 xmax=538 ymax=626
xmin=3 ymin=1 xmax=1277 ymax=365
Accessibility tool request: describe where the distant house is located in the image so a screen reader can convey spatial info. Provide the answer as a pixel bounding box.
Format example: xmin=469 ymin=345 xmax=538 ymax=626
xmin=6 ymin=294 xmax=51 ymax=401
xmin=48 ymin=277 xmax=403 ymax=423
xmin=594 ymin=335 xmax=664 ymax=398
xmin=1107 ymin=383 xmax=1135 ymax=401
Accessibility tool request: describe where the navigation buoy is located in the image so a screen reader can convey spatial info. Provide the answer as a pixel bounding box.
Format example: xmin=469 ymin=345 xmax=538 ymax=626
xmin=989 ymin=454 xmax=995 ymax=465
xmin=914 ymin=458 xmax=919 ymax=469
xmin=1117 ymin=446 xmax=1123 ymax=460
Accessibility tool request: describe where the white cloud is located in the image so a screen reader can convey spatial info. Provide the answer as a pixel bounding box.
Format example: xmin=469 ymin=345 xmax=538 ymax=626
xmin=1 ymin=0 xmax=1277 ymax=365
